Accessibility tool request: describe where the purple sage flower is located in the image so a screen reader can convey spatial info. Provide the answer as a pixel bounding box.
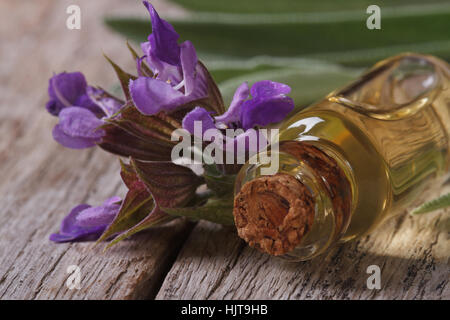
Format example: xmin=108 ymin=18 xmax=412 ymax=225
xmin=46 ymin=72 xmax=122 ymax=149
xmin=50 ymin=196 xmax=121 ymax=243
xmin=182 ymin=80 xmax=294 ymax=151
xmin=46 ymin=72 xmax=97 ymax=116
xmin=129 ymin=1 xmax=208 ymax=115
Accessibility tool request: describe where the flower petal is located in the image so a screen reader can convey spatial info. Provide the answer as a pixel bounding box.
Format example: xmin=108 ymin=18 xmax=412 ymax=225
xmin=241 ymin=96 xmax=294 ymax=130
xmin=179 ymin=41 xmax=198 ymax=96
xmin=75 ymin=93 xmax=104 ymax=116
xmin=182 ymin=106 xmax=215 ymax=135
xmin=76 ymin=197 xmax=121 ymax=228
xmin=250 ymin=80 xmax=291 ymax=99
xmin=222 ymin=128 xmax=268 ymax=154
xmin=47 ymin=72 xmax=88 ymax=116
xmin=86 ymin=86 xmax=122 ymax=117
xmin=46 ymin=100 xmax=60 ymax=117
xmin=129 ymin=77 xmax=185 ymax=115
xmin=58 ymin=107 xmax=104 ymax=139
xmin=141 ymin=41 xmax=182 ymax=83
xmin=52 ymin=124 xmax=98 ymax=149
xmin=59 ymin=204 xmax=91 ymax=234
xmin=214 ymin=82 xmax=249 ymax=125
xmin=144 ymin=1 xmax=180 ymax=66
xmin=50 ymin=204 xmax=106 ymax=243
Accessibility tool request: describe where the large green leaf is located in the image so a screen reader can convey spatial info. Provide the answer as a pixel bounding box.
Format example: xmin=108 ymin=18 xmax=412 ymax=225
xmin=104 ymin=3 xmax=450 ymax=66
xmin=170 ymin=0 xmax=445 ymax=14
xmin=411 ymin=193 xmax=450 ymax=215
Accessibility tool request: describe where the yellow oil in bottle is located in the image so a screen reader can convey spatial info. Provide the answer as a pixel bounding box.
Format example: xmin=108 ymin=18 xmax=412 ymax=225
xmin=277 ymin=53 xmax=450 ymax=242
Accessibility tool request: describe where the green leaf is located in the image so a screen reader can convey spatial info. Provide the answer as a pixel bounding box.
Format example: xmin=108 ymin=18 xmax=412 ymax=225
xmin=104 ymin=3 xmax=450 ymax=66
xmin=209 ymin=64 xmax=279 ymax=84
xmin=163 ymin=196 xmax=235 ymax=225
xmin=171 ymin=0 xmax=444 ymax=14
xmin=411 ymin=193 xmax=450 ymax=215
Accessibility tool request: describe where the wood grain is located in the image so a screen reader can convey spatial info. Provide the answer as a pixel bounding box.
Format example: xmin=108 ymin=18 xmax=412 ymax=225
xmin=157 ymin=208 xmax=449 ymax=299
xmin=0 ymin=0 xmax=448 ymax=300
xmin=0 ymin=0 xmax=193 ymax=300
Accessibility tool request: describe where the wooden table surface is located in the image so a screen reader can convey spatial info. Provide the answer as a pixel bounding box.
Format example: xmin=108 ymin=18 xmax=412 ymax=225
xmin=0 ymin=0 xmax=448 ymax=300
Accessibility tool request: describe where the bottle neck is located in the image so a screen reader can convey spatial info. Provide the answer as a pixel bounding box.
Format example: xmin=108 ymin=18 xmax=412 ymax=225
xmin=233 ymin=140 xmax=354 ymax=261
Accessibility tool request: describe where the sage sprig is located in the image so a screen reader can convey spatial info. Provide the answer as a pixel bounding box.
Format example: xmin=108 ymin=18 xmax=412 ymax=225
xmin=411 ymin=192 xmax=450 ymax=215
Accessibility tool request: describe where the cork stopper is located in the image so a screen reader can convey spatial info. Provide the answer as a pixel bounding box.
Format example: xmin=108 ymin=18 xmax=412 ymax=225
xmin=233 ymin=173 xmax=315 ymax=256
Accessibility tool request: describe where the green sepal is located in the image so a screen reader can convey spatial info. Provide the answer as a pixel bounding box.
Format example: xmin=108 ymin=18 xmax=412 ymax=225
xmin=162 ymin=164 xmax=236 ymax=226
xmin=97 ymin=160 xmax=154 ymax=243
xmin=107 ymin=104 xmax=180 ymax=143
xmin=98 ymin=102 xmax=183 ymax=161
xmin=103 ymin=54 xmax=136 ymax=100
xmin=198 ymin=61 xmax=225 ymax=115
xmin=102 ymin=158 xmax=204 ymax=248
xmin=99 ymin=123 xmax=173 ymax=161
xmin=131 ymin=158 xmax=204 ymax=208
xmin=126 ymin=41 xmax=153 ymax=77
xmin=203 ymin=164 xmax=236 ymax=196
xmin=105 ymin=211 xmax=174 ymax=249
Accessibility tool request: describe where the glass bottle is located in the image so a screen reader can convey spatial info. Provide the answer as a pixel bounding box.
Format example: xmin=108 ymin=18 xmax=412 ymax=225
xmin=234 ymin=53 xmax=450 ymax=261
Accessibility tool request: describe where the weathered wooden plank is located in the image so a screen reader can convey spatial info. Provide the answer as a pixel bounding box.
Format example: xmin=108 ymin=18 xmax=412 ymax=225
xmin=157 ymin=195 xmax=450 ymax=300
xmin=0 ymin=0 xmax=193 ymax=299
